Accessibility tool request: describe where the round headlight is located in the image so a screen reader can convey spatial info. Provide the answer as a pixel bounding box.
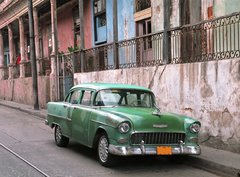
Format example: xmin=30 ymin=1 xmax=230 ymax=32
xmin=190 ymin=123 xmax=201 ymax=133
xmin=118 ymin=122 xmax=130 ymax=133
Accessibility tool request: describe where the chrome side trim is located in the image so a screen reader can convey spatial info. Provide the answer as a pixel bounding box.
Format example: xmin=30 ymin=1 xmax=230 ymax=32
xmin=109 ymin=145 xmax=201 ymax=156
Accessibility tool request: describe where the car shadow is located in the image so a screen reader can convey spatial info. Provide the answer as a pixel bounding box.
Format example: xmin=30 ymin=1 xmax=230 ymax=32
xmin=66 ymin=141 xmax=187 ymax=172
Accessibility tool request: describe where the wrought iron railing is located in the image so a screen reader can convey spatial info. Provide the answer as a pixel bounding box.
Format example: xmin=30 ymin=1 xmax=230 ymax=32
xmin=82 ymin=43 xmax=114 ymax=72
xmin=118 ymin=32 xmax=164 ymax=69
xmin=170 ymin=12 xmax=240 ymax=63
xmin=2 ymin=66 xmax=8 ymax=80
xmin=41 ymin=57 xmax=51 ymax=76
xmin=13 ymin=64 xmax=20 ymax=79
xmin=25 ymin=61 xmax=32 ymax=77
xmin=71 ymin=11 xmax=240 ymax=73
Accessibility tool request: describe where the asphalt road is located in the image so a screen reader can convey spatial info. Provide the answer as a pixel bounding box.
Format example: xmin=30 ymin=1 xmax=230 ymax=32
xmin=0 ymin=106 xmax=221 ymax=177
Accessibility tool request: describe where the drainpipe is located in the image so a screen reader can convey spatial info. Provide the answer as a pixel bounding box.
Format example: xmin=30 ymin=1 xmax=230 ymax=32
xmin=163 ymin=0 xmax=171 ymax=64
xmin=79 ymin=0 xmax=85 ymax=72
xmin=28 ymin=0 xmax=39 ymax=110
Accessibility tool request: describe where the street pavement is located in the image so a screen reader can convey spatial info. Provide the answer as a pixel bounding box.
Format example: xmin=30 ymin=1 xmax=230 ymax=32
xmin=0 ymin=99 xmax=239 ymax=177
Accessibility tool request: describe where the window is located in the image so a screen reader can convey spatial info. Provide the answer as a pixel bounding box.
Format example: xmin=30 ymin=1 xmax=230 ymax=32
xmin=80 ymin=90 xmax=92 ymax=106
xmin=93 ymin=0 xmax=107 ymax=44
xmin=73 ymin=6 xmax=80 ymax=48
xmin=94 ymin=89 xmax=155 ymax=108
xmin=135 ymin=0 xmax=151 ymax=12
xmin=69 ymin=90 xmax=82 ymax=104
xmin=136 ymin=18 xmax=152 ymax=62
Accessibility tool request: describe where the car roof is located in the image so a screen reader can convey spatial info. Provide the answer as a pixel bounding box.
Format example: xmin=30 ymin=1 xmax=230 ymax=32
xmin=70 ymin=83 xmax=152 ymax=92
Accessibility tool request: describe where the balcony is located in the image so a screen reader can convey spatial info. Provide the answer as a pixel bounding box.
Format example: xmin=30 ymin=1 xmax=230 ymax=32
xmin=70 ymin=11 xmax=240 ymax=73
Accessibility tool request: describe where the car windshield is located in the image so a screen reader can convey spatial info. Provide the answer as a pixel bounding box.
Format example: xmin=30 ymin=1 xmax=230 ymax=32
xmin=94 ymin=89 xmax=155 ymax=108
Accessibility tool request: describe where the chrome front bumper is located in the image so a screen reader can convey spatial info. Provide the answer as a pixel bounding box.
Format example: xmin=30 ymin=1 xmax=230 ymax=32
xmin=109 ymin=144 xmax=201 ymax=156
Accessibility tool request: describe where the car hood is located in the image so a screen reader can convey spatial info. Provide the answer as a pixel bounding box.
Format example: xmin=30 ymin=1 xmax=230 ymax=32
xmin=101 ymin=107 xmax=188 ymax=132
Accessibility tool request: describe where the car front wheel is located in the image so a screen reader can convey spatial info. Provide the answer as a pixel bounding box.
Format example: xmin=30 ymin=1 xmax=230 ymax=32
xmin=54 ymin=125 xmax=69 ymax=147
xmin=97 ymin=134 xmax=116 ymax=167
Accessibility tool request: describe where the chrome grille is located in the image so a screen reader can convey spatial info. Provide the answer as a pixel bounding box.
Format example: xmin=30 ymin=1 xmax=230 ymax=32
xmin=131 ymin=132 xmax=185 ymax=145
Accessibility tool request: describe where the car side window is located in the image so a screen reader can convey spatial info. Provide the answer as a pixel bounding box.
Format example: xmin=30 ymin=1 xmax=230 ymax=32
xmin=70 ymin=90 xmax=82 ymax=104
xmin=64 ymin=93 xmax=71 ymax=103
xmin=80 ymin=90 xmax=92 ymax=106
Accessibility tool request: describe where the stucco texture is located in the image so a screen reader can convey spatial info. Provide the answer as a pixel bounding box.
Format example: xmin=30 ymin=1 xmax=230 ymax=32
xmin=74 ymin=58 xmax=240 ymax=153
xmin=0 ymin=76 xmax=50 ymax=108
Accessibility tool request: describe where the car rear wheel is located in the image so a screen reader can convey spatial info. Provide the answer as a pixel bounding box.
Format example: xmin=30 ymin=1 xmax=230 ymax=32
xmin=97 ymin=133 xmax=116 ymax=167
xmin=54 ymin=125 xmax=69 ymax=147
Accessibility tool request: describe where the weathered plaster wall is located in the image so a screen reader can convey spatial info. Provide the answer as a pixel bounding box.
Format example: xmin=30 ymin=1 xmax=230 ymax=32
xmin=214 ymin=0 xmax=240 ymax=18
xmin=84 ymin=0 xmax=93 ymax=49
xmin=201 ymin=0 xmax=213 ymax=21
xmin=57 ymin=5 xmax=74 ymax=53
xmin=40 ymin=17 xmax=51 ymax=58
xmin=151 ymin=0 xmax=164 ymax=32
xmin=74 ymin=58 xmax=240 ymax=153
xmin=0 ymin=76 xmax=50 ymax=108
xmin=118 ymin=0 xmax=135 ymax=40
xmin=170 ymin=0 xmax=180 ymax=28
xmin=189 ymin=0 xmax=201 ymax=24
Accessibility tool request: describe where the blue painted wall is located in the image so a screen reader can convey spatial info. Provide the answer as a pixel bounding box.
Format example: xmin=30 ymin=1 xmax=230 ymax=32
xmin=117 ymin=0 xmax=135 ymax=41
xmin=90 ymin=0 xmax=136 ymax=65
xmin=117 ymin=0 xmax=136 ymax=64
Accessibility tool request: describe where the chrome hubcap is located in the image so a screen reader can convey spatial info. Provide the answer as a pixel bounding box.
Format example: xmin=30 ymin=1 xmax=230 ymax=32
xmin=98 ymin=136 xmax=109 ymax=163
xmin=56 ymin=126 xmax=61 ymax=143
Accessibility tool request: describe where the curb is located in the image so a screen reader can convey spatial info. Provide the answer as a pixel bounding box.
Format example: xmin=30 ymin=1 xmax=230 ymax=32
xmin=0 ymin=102 xmax=46 ymax=119
xmin=185 ymin=155 xmax=240 ymax=177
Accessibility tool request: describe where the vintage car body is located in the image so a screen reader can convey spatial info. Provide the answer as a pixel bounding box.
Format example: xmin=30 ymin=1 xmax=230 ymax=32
xmin=46 ymin=83 xmax=201 ymax=166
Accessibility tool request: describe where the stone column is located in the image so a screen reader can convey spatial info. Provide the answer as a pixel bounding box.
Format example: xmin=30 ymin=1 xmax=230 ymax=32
xmin=19 ymin=17 xmax=26 ymax=78
xmin=50 ymin=0 xmax=58 ymax=101
xmin=8 ymin=24 xmax=14 ymax=79
xmin=0 ymin=29 xmax=5 ymax=80
xmin=33 ymin=7 xmax=41 ymax=75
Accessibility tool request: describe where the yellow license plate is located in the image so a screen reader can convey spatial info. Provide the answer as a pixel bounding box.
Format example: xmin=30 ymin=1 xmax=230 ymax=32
xmin=157 ymin=146 xmax=172 ymax=155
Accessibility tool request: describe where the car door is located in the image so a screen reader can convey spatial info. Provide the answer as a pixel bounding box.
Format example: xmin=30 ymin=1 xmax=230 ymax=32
xmin=70 ymin=89 xmax=94 ymax=146
xmin=64 ymin=89 xmax=82 ymax=137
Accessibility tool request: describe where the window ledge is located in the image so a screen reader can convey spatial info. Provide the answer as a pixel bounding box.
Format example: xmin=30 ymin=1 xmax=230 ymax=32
xmin=134 ymin=7 xmax=152 ymax=22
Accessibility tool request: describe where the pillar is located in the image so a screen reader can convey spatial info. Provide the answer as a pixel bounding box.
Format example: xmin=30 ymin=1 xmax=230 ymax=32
xmin=163 ymin=0 xmax=171 ymax=64
xmin=79 ymin=0 xmax=85 ymax=72
xmin=50 ymin=0 xmax=58 ymax=101
xmin=19 ymin=17 xmax=26 ymax=78
xmin=113 ymin=0 xmax=119 ymax=69
xmin=8 ymin=24 xmax=14 ymax=79
xmin=0 ymin=30 xmax=5 ymax=80
xmin=33 ymin=7 xmax=42 ymax=75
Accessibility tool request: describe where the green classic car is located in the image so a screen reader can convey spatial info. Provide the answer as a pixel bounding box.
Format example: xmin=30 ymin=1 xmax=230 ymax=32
xmin=45 ymin=83 xmax=201 ymax=166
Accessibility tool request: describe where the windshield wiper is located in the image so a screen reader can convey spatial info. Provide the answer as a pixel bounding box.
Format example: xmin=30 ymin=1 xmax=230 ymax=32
xmin=152 ymin=104 xmax=161 ymax=116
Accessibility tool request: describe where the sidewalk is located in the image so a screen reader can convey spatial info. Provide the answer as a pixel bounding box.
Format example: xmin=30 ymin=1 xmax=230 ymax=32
xmin=0 ymin=99 xmax=47 ymax=119
xmin=0 ymin=99 xmax=239 ymax=177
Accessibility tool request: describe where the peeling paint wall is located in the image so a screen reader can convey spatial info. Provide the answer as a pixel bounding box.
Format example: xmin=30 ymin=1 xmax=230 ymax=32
xmin=0 ymin=76 xmax=50 ymax=108
xmin=151 ymin=0 xmax=164 ymax=32
xmin=117 ymin=0 xmax=135 ymax=40
xmin=57 ymin=6 xmax=74 ymax=53
xmin=74 ymin=58 xmax=240 ymax=153
xmin=214 ymin=0 xmax=240 ymax=18
xmin=84 ymin=0 xmax=93 ymax=49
